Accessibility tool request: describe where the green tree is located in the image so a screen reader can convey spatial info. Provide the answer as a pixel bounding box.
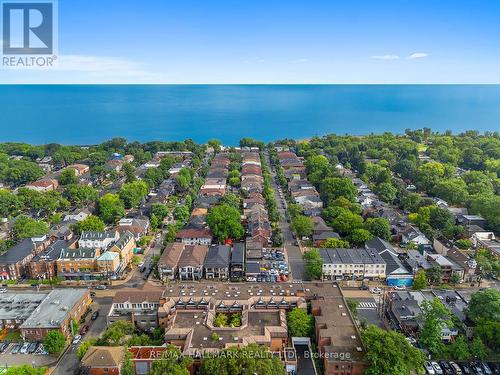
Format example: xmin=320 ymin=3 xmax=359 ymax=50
xmin=119 ymin=180 xmax=149 ymax=208
xmin=173 ymin=204 xmax=190 ymax=224
xmin=291 ymin=215 xmax=313 ymax=238
xmin=213 ymin=313 xmax=229 ymax=327
xmin=418 ymin=298 xmax=453 ymax=356
xmin=469 ymin=194 xmax=500 ymax=232
xmin=72 ymin=215 xmax=105 ymax=234
xmin=303 ymin=249 xmax=323 ymax=280
xmin=200 ymin=344 xmax=285 ymax=375
xmin=400 ymin=192 xmax=422 ymax=213
xmin=58 ymin=168 xmax=78 ymax=185
xmin=362 ymin=325 xmax=425 ymax=375
xmin=5 ymin=365 xmax=47 ymax=375
xmin=365 ymin=218 xmax=391 ymax=240
xmin=43 ymin=330 xmax=66 ymax=354
xmin=346 ymin=298 xmax=359 ymax=318
xmin=305 ymin=155 xmax=333 ymax=186
xmin=63 ymin=185 xmax=98 ymax=206
xmin=76 ymin=339 xmax=96 ymax=360
xmin=319 ymin=177 xmax=357 ymax=205
xmin=455 ymin=239 xmax=472 ymax=250
xmin=349 ymin=228 xmax=373 ymax=246
xmin=98 ymin=320 xmax=135 ymax=346
xmin=147 ymin=345 xmax=192 ymax=375
xmin=433 ymin=178 xmax=469 ymax=205
xmin=12 ymin=215 xmax=48 ymax=239
xmin=123 ymin=162 xmax=136 ymax=183
xmin=0 ymin=189 xmax=20 ymax=217
xmin=220 ymin=192 xmax=241 ymax=210
xmin=320 ymin=237 xmax=350 ymax=248
xmin=426 ymin=266 xmax=442 ymax=284
xmin=412 ymin=270 xmax=427 ymax=290
xmin=287 ymin=308 xmax=314 ymax=337
xmin=469 ymin=336 xmax=488 ymax=360
xmin=375 ymin=182 xmax=397 ymax=204
xmin=416 ymin=161 xmax=445 ymax=192
xmin=207 ymin=204 xmax=245 ymax=242
xmin=327 ymin=207 xmax=364 ymax=236
xmin=448 ymin=335 xmax=470 ymax=360
xmin=465 ymin=289 xmax=500 ymax=324
xmin=97 ymin=193 xmax=125 ymax=224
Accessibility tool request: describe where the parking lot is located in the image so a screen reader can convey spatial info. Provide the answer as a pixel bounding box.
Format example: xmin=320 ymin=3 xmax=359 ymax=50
xmin=0 ymin=342 xmax=55 ymax=368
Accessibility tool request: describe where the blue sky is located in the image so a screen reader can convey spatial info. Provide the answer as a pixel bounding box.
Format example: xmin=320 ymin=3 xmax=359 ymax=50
xmin=2 ymin=0 xmax=500 ymax=83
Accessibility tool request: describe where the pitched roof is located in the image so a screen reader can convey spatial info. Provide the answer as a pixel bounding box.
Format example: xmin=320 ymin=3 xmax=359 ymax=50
xmin=176 ymin=228 xmax=213 ymax=239
xmin=81 ymin=346 xmax=125 ymax=368
xmin=80 ymin=231 xmax=117 ymax=240
xmin=158 ymin=243 xmax=184 ymax=268
xmin=177 ymin=245 xmax=208 ymax=267
xmin=204 ymin=245 xmax=231 ymax=268
xmin=113 ymin=290 xmax=163 ymax=304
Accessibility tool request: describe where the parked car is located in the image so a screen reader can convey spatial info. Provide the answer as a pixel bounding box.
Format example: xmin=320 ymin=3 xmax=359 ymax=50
xmin=0 ymin=288 xmax=7 ymax=293
xmin=394 ymin=285 xmax=406 ymax=291
xmin=90 ymin=291 xmax=96 ymax=297
xmin=359 ymin=285 xmax=369 ymax=290
xmin=459 ymin=363 xmax=473 ymax=375
xmin=91 ymin=310 xmax=99 ymax=320
xmin=0 ymin=342 xmax=9 ymax=352
xmin=425 ymin=361 xmax=436 ymax=375
xmin=449 ymin=362 xmax=462 ymax=375
xmin=95 ymin=285 xmax=106 ymax=290
xmin=79 ymin=325 xmax=89 ymax=335
xmin=482 ymin=363 xmax=493 ymax=375
xmin=431 ymin=362 xmax=443 ymax=375
xmin=27 ymin=342 xmax=38 ymax=354
xmin=19 ymin=342 xmax=30 ymax=354
xmin=10 ymin=343 xmax=21 ymax=354
xmin=72 ymin=335 xmax=81 ymax=345
xmin=138 ymin=262 xmax=145 ymax=268
xmin=438 ymin=361 xmax=454 ymax=375
xmin=371 ymin=287 xmax=382 ymax=294
xmin=471 ymin=362 xmax=485 ymax=374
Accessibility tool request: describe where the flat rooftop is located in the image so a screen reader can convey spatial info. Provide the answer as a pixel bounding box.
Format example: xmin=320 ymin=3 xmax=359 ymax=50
xmin=162 ymin=281 xmax=343 ymax=301
xmin=0 ymin=292 xmax=49 ymax=321
xmin=20 ymin=289 xmax=88 ymax=329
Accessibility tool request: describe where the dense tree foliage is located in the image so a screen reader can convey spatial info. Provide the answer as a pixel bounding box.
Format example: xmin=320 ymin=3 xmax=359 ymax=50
xmin=72 ymin=215 xmax=105 ymax=234
xmin=207 ymin=204 xmax=245 ymax=242
xmin=362 ymin=325 xmax=425 ymax=375
xmin=97 ymin=193 xmax=125 ymax=224
xmin=200 ymin=344 xmax=285 ymax=375
xmin=303 ymin=249 xmax=323 ymax=280
xmin=287 ymin=308 xmax=314 ymax=337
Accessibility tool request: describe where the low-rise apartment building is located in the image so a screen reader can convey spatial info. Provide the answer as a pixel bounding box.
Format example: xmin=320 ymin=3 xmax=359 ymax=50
xmin=107 ymin=290 xmax=163 ymax=332
xmin=320 ymin=248 xmax=386 ymax=280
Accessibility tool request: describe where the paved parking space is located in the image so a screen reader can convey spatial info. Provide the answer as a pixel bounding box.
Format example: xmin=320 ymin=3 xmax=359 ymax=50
xmin=349 ymin=297 xmax=385 ymax=329
xmin=0 ymin=343 xmax=55 ymax=368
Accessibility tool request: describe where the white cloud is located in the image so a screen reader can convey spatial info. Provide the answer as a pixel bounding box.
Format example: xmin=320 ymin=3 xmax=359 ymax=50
xmin=407 ymin=52 xmax=428 ymax=60
xmin=371 ymin=54 xmax=399 ymax=60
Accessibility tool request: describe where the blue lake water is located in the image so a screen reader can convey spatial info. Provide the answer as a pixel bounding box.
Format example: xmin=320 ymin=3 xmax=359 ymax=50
xmin=0 ymin=85 xmax=499 ymax=145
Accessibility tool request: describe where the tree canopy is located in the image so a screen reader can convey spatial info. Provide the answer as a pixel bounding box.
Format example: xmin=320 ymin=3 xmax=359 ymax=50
xmin=207 ymin=204 xmax=245 ymax=242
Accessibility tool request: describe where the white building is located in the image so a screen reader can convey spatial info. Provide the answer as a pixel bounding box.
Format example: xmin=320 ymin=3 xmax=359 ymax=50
xmin=320 ymin=248 xmax=386 ymax=280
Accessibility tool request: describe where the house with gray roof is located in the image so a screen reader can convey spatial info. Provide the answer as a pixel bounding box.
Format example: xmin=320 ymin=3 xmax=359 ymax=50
xmin=204 ymin=245 xmax=231 ymax=279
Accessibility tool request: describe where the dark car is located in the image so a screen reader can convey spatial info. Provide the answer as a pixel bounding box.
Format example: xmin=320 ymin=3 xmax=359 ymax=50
xmin=27 ymin=342 xmax=38 ymax=354
xmin=439 ymin=361 xmax=454 ymax=375
xmin=10 ymin=343 xmax=21 ymax=354
xmin=80 ymin=325 xmax=89 ymax=335
xmin=359 ymin=285 xmax=369 ymax=290
xmin=459 ymin=363 xmax=473 ymax=375
xmin=471 ymin=362 xmax=485 ymax=374
xmin=90 ymin=291 xmax=96 ymax=297
xmin=0 ymin=342 xmax=9 ymax=353
xmin=91 ymin=311 xmax=99 ymax=320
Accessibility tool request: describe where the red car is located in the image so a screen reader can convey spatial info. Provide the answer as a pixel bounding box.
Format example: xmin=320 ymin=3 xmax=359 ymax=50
xmin=79 ymin=325 xmax=89 ymax=335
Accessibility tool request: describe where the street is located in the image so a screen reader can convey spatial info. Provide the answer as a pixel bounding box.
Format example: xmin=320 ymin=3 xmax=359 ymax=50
xmin=266 ymin=152 xmax=306 ymax=281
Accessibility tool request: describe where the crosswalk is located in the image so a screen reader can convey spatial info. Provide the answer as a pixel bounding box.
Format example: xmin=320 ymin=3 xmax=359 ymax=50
xmin=357 ymin=301 xmax=377 ymax=309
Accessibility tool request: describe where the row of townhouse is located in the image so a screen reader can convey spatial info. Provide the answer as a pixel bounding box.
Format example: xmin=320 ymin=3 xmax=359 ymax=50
xmin=158 ymin=243 xmax=246 ymax=281
xmin=242 ymin=151 xmax=272 ymax=261
xmin=0 ymin=229 xmax=137 ymax=281
xmin=174 ymin=152 xmax=230 ymax=245
xmin=277 ymin=150 xmax=323 ymax=217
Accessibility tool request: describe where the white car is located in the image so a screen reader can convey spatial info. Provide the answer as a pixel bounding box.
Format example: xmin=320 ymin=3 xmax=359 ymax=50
xmin=19 ymin=342 xmax=30 ymax=354
xmin=138 ymin=262 xmax=145 ymax=268
xmin=424 ymin=361 xmax=436 ymax=375
xmin=0 ymin=288 xmax=7 ymax=293
xmin=431 ymin=361 xmax=443 ymax=375
xmin=371 ymin=287 xmax=382 ymax=294
xmin=72 ymin=335 xmax=81 ymax=345
xmin=394 ymin=285 xmax=406 ymax=291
